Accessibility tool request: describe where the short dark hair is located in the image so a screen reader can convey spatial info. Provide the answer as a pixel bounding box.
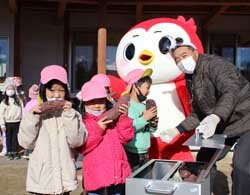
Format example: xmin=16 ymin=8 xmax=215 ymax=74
xmin=136 ymin=76 xmax=152 ymax=87
xmin=39 ymin=79 xmax=70 ymax=102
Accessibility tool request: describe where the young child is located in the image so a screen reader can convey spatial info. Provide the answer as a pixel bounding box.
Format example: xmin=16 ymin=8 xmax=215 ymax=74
xmin=90 ymin=74 xmax=116 ymax=104
xmin=123 ymin=69 xmax=158 ymax=171
xmin=6 ymin=77 xmax=28 ymax=105
xmin=79 ymin=80 xmax=134 ymax=195
xmin=22 ymin=84 xmax=39 ymax=159
xmin=76 ymin=73 xmax=116 ymax=110
xmin=0 ymin=80 xmax=23 ymax=160
xmin=18 ymin=65 xmax=87 ymax=195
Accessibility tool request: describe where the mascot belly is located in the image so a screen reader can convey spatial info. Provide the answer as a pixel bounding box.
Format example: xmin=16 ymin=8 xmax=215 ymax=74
xmin=115 ymin=16 xmax=204 ymax=161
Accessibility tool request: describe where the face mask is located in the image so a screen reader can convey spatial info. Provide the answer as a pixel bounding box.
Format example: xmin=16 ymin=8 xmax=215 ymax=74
xmin=6 ymin=90 xmax=15 ymax=97
xmin=177 ymin=56 xmax=196 ymax=74
xmin=85 ymin=107 xmax=105 ymax=116
xmin=46 ymin=97 xmax=64 ymax=101
xmin=136 ymin=86 xmax=147 ymax=102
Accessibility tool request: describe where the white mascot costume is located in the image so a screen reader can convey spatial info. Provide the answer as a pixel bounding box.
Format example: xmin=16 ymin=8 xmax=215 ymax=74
xmin=115 ymin=16 xmax=204 ymax=160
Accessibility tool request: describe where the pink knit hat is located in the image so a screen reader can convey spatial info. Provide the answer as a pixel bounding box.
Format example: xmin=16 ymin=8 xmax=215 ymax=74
xmin=81 ymin=81 xmax=107 ymax=102
xmin=28 ymin=84 xmax=39 ymax=99
xmin=90 ymin=74 xmax=111 ymax=87
xmin=40 ymin=65 xmax=68 ymax=84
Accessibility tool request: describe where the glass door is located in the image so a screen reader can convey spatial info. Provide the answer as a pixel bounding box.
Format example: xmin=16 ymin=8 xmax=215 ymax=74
xmin=71 ymin=32 xmax=97 ymax=93
xmin=0 ymin=37 xmax=9 ymax=90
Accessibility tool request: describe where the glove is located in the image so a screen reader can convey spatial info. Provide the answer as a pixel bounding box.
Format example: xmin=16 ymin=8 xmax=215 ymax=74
xmin=159 ymin=128 xmax=180 ymax=143
xmin=196 ymin=114 xmax=220 ymax=139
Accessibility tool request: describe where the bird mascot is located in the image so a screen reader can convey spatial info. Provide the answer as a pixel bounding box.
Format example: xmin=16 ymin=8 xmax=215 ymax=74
xmin=114 ymin=16 xmax=204 ymax=161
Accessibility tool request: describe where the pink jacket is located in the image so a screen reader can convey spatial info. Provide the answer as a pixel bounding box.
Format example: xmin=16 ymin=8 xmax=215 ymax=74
xmin=80 ymin=113 xmax=134 ymax=191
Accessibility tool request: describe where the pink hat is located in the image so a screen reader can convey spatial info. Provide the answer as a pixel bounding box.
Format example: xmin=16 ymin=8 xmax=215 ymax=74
xmin=122 ymin=68 xmax=153 ymax=95
xmin=81 ymin=81 xmax=107 ymax=101
xmin=28 ymin=84 xmax=39 ymax=99
xmin=5 ymin=77 xmax=22 ymax=87
xmin=40 ymin=65 xmax=68 ymax=84
xmin=90 ymin=74 xmax=111 ymax=87
xmin=124 ymin=68 xmax=153 ymax=88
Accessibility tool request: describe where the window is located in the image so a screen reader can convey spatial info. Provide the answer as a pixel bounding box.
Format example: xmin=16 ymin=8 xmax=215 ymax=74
xmin=106 ymin=46 xmax=117 ymax=75
xmin=72 ymin=45 xmax=95 ymax=92
xmin=0 ymin=37 xmax=8 ymax=81
xmin=71 ymin=32 xmax=97 ymax=92
xmin=209 ymin=34 xmax=236 ymax=64
xmin=209 ymin=34 xmax=250 ymax=81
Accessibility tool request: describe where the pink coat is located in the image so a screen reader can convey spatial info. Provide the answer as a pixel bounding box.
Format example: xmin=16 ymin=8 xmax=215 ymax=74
xmin=80 ymin=113 xmax=134 ymax=191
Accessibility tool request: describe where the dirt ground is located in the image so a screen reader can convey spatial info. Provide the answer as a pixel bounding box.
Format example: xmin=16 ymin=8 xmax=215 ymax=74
xmin=0 ymin=152 xmax=233 ymax=195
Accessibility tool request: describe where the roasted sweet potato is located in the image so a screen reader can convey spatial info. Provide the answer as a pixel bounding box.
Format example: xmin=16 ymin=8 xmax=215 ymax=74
xmin=40 ymin=100 xmax=65 ymax=115
xmin=146 ymin=99 xmax=157 ymax=110
xmin=183 ymin=174 xmax=198 ymax=182
xmin=146 ymin=99 xmax=158 ymax=128
xmin=103 ymin=94 xmax=130 ymax=121
xmin=179 ymin=169 xmax=192 ymax=179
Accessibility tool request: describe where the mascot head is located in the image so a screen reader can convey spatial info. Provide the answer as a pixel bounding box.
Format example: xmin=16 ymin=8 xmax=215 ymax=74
xmin=116 ymin=16 xmax=204 ymax=84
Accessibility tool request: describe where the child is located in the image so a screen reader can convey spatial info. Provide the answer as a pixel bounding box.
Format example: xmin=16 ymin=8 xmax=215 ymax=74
xmin=22 ymin=84 xmax=39 ymax=159
xmin=6 ymin=77 xmax=28 ymax=105
xmin=18 ymin=65 xmax=87 ymax=195
xmin=79 ymin=80 xmax=134 ymax=195
xmin=123 ymin=69 xmax=158 ymax=171
xmin=0 ymin=80 xmax=23 ymax=160
xmin=76 ymin=73 xmax=116 ymax=110
xmin=90 ymin=74 xmax=116 ymax=104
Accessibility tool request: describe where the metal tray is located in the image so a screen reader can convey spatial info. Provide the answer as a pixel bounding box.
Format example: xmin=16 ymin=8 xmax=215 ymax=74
xmin=183 ymin=132 xmax=226 ymax=149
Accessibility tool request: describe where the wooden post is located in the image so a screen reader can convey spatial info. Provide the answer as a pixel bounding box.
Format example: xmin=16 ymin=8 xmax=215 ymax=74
xmin=97 ymin=28 xmax=107 ymax=74
xmin=136 ymin=0 xmax=143 ymax=23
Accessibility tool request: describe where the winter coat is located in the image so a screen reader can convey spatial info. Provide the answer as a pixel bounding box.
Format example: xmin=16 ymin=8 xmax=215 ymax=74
xmin=178 ymin=54 xmax=250 ymax=137
xmin=18 ymin=109 xmax=87 ymax=194
xmin=0 ymin=97 xmax=23 ymax=128
xmin=79 ymin=113 xmax=134 ymax=191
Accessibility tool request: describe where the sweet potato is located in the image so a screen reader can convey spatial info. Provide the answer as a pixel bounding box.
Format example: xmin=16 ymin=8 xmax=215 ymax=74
xmin=103 ymin=94 xmax=130 ymax=121
xmin=146 ymin=99 xmax=158 ymax=128
xmin=179 ymin=169 xmax=191 ymax=179
xmin=183 ymin=174 xmax=198 ymax=182
xmin=146 ymin=99 xmax=157 ymax=110
xmin=40 ymin=100 xmax=65 ymax=115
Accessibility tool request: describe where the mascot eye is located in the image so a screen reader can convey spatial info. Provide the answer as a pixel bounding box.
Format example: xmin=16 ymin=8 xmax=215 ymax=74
xmin=159 ymin=37 xmax=171 ymax=54
xmin=124 ymin=43 xmax=135 ymax=60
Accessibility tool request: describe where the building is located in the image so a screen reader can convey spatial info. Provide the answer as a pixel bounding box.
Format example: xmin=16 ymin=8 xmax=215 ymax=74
xmin=1 ymin=0 xmax=250 ymax=94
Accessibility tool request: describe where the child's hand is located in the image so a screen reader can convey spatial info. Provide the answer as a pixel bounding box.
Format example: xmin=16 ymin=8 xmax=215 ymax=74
xmin=143 ymin=106 xmax=157 ymax=121
xmin=118 ymin=104 xmax=129 ymax=115
xmin=150 ymin=116 xmax=159 ymax=128
xmin=97 ymin=116 xmax=113 ymax=130
xmin=31 ymin=105 xmax=42 ymax=114
xmin=63 ymin=101 xmax=72 ymax=112
xmin=1 ymin=127 xmax=6 ymax=132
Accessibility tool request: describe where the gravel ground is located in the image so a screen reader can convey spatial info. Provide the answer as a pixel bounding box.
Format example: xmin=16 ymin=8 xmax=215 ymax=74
xmin=0 ymin=152 xmax=233 ymax=195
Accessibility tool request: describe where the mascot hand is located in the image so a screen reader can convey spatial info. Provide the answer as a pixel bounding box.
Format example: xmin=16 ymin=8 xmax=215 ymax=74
xmin=159 ymin=128 xmax=180 ymax=143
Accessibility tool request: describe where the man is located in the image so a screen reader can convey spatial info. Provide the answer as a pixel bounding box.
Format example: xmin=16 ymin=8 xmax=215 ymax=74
xmin=159 ymin=37 xmax=250 ymax=195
